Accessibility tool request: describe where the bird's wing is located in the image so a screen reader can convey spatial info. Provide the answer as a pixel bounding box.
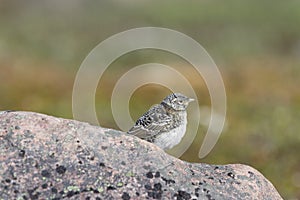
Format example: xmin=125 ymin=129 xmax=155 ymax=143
xmin=127 ymin=104 xmax=172 ymax=141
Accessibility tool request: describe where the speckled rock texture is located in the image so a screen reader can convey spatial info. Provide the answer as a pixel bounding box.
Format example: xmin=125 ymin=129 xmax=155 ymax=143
xmin=0 ymin=111 xmax=282 ymax=200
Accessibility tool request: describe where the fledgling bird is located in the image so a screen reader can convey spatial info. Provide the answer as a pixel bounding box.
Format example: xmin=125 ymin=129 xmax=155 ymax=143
xmin=127 ymin=93 xmax=194 ymax=150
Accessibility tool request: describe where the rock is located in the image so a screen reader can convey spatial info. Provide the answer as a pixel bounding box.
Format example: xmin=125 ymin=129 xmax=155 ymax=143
xmin=0 ymin=111 xmax=282 ymax=200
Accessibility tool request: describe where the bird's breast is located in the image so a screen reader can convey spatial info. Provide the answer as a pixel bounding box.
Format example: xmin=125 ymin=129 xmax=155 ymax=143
xmin=154 ymin=112 xmax=187 ymax=150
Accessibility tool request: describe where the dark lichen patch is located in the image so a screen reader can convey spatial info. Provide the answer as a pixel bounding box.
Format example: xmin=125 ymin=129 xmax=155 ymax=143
xmin=206 ymin=194 xmax=214 ymax=200
xmin=27 ymin=186 xmax=40 ymax=200
xmin=144 ymin=182 xmax=163 ymax=199
xmin=51 ymin=187 xmax=58 ymax=193
xmin=219 ymin=179 xmax=226 ymax=184
xmin=41 ymin=170 xmax=51 ymax=178
xmin=190 ymin=169 xmax=195 ymax=176
xmin=41 ymin=183 xmax=48 ymax=189
xmin=14 ymin=125 xmax=20 ymax=130
xmin=154 ymin=171 xmax=160 ymax=178
xmin=248 ymin=171 xmax=254 ymax=177
xmin=227 ymin=172 xmax=235 ymax=179
xmin=66 ymin=190 xmax=79 ymax=198
xmin=106 ymin=186 xmax=116 ymax=190
xmin=56 ymin=165 xmax=67 ymax=174
xmin=203 ymin=188 xmax=209 ymax=193
xmin=144 ymin=184 xmax=152 ymax=190
xmin=99 ymin=162 xmax=105 ymax=167
xmin=49 ymin=152 xmax=55 ymax=158
xmin=18 ymin=149 xmax=25 ymax=157
xmin=235 ymin=181 xmax=241 ymax=185
xmin=153 ymin=183 xmax=162 ymax=191
xmin=92 ymin=188 xmax=100 ymax=194
xmin=106 ymin=171 xmax=113 ymax=177
xmin=195 ymin=187 xmax=200 ymax=197
xmin=147 ymin=191 xmax=162 ymax=199
xmin=61 ymin=185 xmax=80 ymax=198
xmin=121 ymin=192 xmax=130 ymax=200
xmin=146 ymin=171 xmax=153 ymax=178
xmin=5 ymin=178 xmax=11 ymax=183
xmin=174 ymin=190 xmax=191 ymax=200
xmin=81 ymin=187 xmax=101 ymax=194
xmin=88 ymin=156 xmax=95 ymax=161
xmin=101 ymin=146 xmax=107 ymax=150
xmin=161 ymin=177 xmax=175 ymax=185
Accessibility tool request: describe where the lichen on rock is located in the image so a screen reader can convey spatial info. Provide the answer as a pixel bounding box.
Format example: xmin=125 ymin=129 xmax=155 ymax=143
xmin=0 ymin=111 xmax=283 ymax=199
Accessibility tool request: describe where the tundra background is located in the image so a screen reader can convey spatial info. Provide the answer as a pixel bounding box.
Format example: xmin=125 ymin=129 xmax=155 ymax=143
xmin=0 ymin=1 xmax=299 ymax=199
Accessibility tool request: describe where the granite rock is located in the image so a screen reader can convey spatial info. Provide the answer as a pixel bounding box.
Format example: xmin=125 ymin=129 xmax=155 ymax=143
xmin=0 ymin=111 xmax=282 ymax=199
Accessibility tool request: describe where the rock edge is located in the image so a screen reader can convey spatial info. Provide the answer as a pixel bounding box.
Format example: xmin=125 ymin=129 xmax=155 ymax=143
xmin=0 ymin=111 xmax=282 ymax=200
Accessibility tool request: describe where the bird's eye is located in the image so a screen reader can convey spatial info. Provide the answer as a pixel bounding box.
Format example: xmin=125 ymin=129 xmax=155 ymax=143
xmin=178 ymin=100 xmax=183 ymax=104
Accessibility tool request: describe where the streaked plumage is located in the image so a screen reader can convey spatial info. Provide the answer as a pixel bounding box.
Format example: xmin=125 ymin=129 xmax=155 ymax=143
xmin=128 ymin=93 xmax=194 ymax=150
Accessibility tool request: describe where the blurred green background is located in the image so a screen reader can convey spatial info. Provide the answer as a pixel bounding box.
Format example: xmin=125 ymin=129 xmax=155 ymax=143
xmin=1 ymin=1 xmax=300 ymax=199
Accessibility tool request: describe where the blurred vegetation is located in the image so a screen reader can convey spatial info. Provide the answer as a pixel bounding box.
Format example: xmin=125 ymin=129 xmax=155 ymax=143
xmin=0 ymin=1 xmax=300 ymax=199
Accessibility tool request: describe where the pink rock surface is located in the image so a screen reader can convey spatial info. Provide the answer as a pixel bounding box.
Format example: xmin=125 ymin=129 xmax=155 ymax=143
xmin=0 ymin=111 xmax=283 ymax=199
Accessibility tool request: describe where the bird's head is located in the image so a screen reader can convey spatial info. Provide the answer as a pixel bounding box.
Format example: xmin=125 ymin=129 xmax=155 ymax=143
xmin=161 ymin=93 xmax=194 ymax=111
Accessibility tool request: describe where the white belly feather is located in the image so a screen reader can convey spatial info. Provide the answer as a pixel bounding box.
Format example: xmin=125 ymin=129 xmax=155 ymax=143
xmin=154 ymin=112 xmax=187 ymax=150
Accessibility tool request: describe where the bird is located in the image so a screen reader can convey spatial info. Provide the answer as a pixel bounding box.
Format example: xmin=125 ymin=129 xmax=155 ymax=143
xmin=127 ymin=93 xmax=194 ymax=150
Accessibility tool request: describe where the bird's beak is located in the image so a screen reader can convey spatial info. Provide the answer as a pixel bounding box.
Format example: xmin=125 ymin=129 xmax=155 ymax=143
xmin=188 ymin=98 xmax=195 ymax=102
